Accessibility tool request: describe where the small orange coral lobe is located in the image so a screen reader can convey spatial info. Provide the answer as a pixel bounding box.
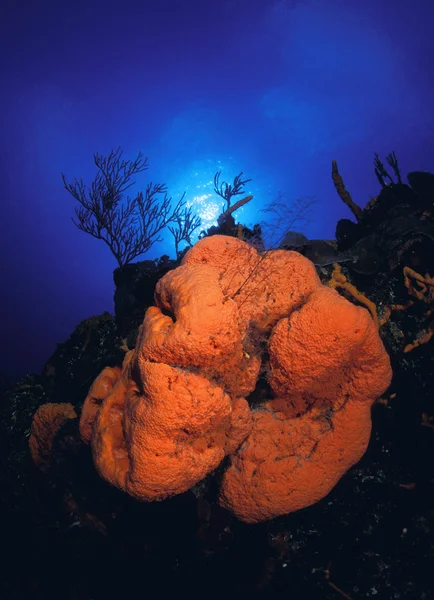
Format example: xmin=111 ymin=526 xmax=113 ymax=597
xmin=79 ymin=365 xmax=122 ymax=443
xmin=29 ymin=402 xmax=77 ymax=472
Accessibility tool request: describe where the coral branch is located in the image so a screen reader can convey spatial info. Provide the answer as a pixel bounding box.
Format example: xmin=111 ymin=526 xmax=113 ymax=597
xmin=331 ymin=160 xmax=363 ymax=221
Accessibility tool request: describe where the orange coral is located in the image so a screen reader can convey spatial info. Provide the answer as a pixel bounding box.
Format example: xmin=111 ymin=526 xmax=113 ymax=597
xmin=328 ymin=263 xmax=379 ymax=328
xmin=219 ymin=287 xmax=392 ymax=522
xmin=79 ymin=365 xmax=121 ymax=443
xmin=91 ymin=357 xmax=252 ymax=500
xmin=402 ymin=267 xmax=434 ymax=352
xmin=29 ymin=403 xmax=77 ymax=472
xmin=403 ymin=266 xmax=434 ymax=303
xmin=80 ymin=235 xmax=391 ymax=522
xmin=331 ymin=160 xmax=363 ymax=221
xmin=379 ymin=266 xmax=434 ymax=352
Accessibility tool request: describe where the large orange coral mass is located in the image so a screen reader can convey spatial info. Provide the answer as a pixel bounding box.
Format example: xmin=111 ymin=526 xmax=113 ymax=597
xmin=78 ymin=235 xmax=392 ymax=522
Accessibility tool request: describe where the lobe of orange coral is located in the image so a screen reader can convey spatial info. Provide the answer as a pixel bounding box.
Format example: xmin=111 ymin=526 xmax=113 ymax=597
xmin=219 ymin=287 xmax=392 ymax=523
xmin=90 ymin=372 xmax=132 ymax=492
xmin=182 ymin=235 xmax=321 ymax=333
xmin=79 ymin=365 xmax=122 ymax=443
xmin=91 ymin=361 xmax=252 ymax=500
xmin=136 ymin=263 xmax=259 ymax=399
xmin=124 ymin=362 xmax=252 ymax=500
xmin=29 ymin=403 xmax=77 ymax=472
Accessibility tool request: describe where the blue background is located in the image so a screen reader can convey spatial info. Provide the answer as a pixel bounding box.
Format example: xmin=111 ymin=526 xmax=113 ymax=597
xmin=1 ymin=0 xmax=433 ymax=382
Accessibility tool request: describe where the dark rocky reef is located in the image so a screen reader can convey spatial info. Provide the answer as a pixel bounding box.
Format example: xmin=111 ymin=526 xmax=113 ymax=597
xmin=335 ymin=171 xmax=434 ymax=276
xmin=113 ymin=255 xmax=178 ymax=339
xmin=1 ymin=172 xmax=434 ymax=600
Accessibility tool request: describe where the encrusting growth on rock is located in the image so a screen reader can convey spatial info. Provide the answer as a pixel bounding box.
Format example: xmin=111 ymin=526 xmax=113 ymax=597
xmin=331 ymin=160 xmax=363 ymax=222
xmin=328 ymin=263 xmax=379 ymax=328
